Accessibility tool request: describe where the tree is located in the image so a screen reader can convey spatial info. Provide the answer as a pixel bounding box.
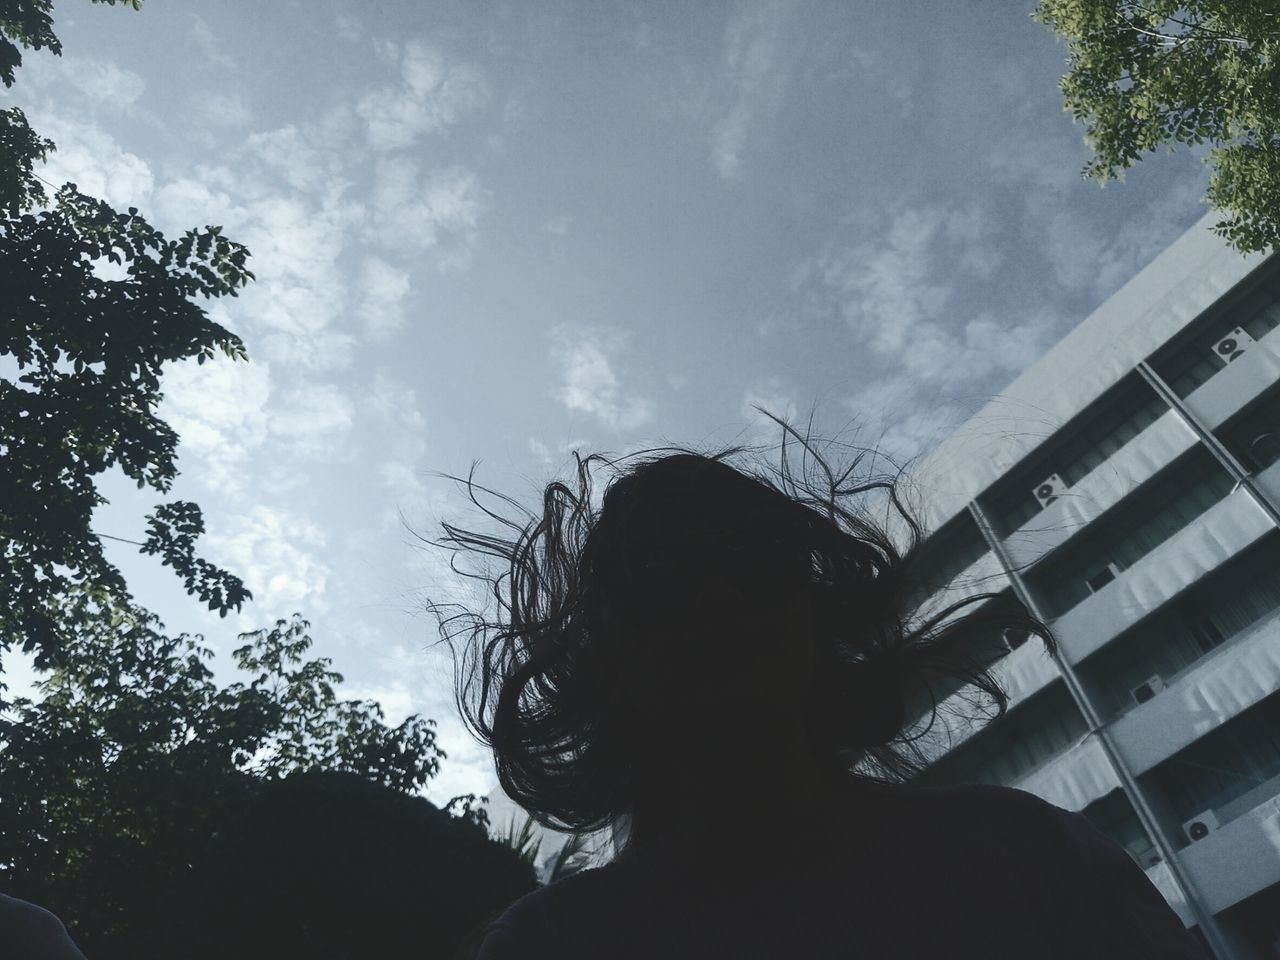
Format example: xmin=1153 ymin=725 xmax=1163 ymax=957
xmin=1 ymin=0 xmax=254 ymax=671
xmin=1033 ymin=1 xmax=1280 ymax=254
xmin=0 ymin=605 xmax=459 ymax=958
xmin=163 ymin=770 xmax=538 ymax=960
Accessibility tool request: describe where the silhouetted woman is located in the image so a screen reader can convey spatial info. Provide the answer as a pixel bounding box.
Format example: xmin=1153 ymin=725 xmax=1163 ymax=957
xmin=427 ymin=411 xmax=1212 ymax=959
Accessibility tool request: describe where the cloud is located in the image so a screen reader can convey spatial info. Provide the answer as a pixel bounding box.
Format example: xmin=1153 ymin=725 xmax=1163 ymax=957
xmin=196 ymin=91 xmax=253 ymax=128
xmin=802 ymin=202 xmax=1003 ymax=360
xmin=159 ymin=351 xmax=273 ymax=499
xmin=269 ymin=381 xmax=356 ymax=460
xmin=188 ymin=13 xmax=237 ymax=70
xmin=359 ymin=370 xmax=431 ymax=525
xmin=28 ymin=109 xmax=153 ymax=210
xmin=246 ymin=125 xmax=332 ymax=194
xmin=161 ymin=354 xmax=361 ymax=495
xmin=545 ymin=215 xmax=573 ymax=236
xmin=356 ymin=39 xmax=488 ymax=151
xmin=550 ymin=325 xmax=654 ymax=432
xmin=708 ymin=0 xmax=796 ymax=181
xmin=789 ymin=198 xmax=1055 ymax=454
xmin=366 ymin=156 xmax=488 ymax=264
xmin=829 ymin=46 xmax=913 ymax=118
xmin=204 ymin=504 xmax=333 ymax=619
xmin=356 ymin=256 xmax=413 ymax=342
xmin=740 ymin=378 xmax=798 ymax=446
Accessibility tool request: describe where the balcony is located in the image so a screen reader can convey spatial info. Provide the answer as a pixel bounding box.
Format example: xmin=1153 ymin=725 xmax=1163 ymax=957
xmin=909 ymin=547 xmax=1010 ymax=627
xmin=1001 ymin=409 xmax=1197 ymax=573
xmin=1183 ymin=320 xmax=1280 ymax=431
xmin=1144 ymin=859 xmax=1197 ymax=928
xmin=1012 ymin=731 xmax=1121 ymax=814
xmin=1053 ymin=486 xmax=1276 ymax=665
xmin=1110 ymin=612 xmax=1280 ymax=776
xmin=1251 ymin=450 xmax=1280 ymax=510
xmin=911 ymin=633 xmax=1062 ymax=768
xmin=1178 ymin=790 xmax=1280 ymax=914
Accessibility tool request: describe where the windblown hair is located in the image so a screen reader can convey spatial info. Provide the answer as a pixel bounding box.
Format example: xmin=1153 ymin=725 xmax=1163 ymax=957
xmin=418 ymin=408 xmax=1057 ymax=864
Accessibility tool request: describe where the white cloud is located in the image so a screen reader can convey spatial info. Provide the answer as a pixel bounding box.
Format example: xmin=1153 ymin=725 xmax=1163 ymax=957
xmin=336 ymin=12 xmax=363 ymax=43
xmin=246 ymin=125 xmax=332 ymax=194
xmin=740 ymin=378 xmax=798 ymax=446
xmin=356 ymin=255 xmax=413 ymax=342
xmin=58 ymin=56 xmax=146 ymax=109
xmin=356 ymin=39 xmax=488 ymax=151
xmin=359 ymin=370 xmax=431 ymax=524
xmin=366 ymin=156 xmax=488 ymax=263
xmin=196 ymin=91 xmax=253 ymax=128
xmin=550 ymin=325 xmax=654 ymax=432
xmin=545 ymin=214 xmax=573 ymax=236
xmin=269 ymin=381 xmax=356 ymax=460
xmin=189 ymin=13 xmax=237 ymax=70
xmin=830 ymin=46 xmax=913 ymax=118
xmin=811 ymin=205 xmax=953 ymax=353
xmin=161 ymin=357 xmax=362 ymax=492
xmin=158 ymin=351 xmax=273 ymax=499
xmin=792 ymin=200 xmax=1054 ymax=430
xmin=204 ymin=504 xmax=332 ymax=620
xmin=709 ymin=0 xmax=795 ymax=181
xmin=29 ymin=109 xmax=153 ymax=210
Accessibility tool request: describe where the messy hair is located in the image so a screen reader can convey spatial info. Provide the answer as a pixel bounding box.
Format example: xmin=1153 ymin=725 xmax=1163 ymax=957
xmin=417 ymin=408 xmax=1057 ymax=863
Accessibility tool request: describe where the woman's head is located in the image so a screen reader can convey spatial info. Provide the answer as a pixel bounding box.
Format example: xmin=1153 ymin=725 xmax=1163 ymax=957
xmin=420 ymin=409 xmax=1056 ymax=861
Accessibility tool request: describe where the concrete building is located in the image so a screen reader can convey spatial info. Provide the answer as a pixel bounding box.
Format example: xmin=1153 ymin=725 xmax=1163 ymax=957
xmin=875 ymin=209 xmax=1280 ymax=960
xmin=488 ymin=210 xmax=1280 ymax=957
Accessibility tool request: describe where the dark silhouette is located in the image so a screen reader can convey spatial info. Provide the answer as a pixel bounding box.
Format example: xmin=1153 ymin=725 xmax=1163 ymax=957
xmin=0 ymin=894 xmax=88 ymax=959
xmin=161 ymin=770 xmax=537 ymax=960
xmin=425 ymin=409 xmax=1213 ymax=958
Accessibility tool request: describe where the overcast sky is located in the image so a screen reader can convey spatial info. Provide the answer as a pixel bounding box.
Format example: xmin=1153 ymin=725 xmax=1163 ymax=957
xmin=11 ymin=0 xmax=1215 ymax=812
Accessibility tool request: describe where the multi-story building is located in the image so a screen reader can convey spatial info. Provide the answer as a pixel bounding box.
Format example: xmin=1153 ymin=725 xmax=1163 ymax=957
xmin=488 ymin=210 xmax=1280 ymax=958
xmin=877 ymin=210 xmax=1280 ymax=960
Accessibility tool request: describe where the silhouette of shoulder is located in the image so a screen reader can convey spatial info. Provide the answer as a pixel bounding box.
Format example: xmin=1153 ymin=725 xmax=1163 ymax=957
xmin=0 ymin=894 xmax=90 ymax=960
xmin=474 ymin=782 xmax=1210 ymax=959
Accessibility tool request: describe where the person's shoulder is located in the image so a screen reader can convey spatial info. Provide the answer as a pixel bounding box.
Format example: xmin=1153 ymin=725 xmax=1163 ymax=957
xmin=880 ymin=779 xmax=1072 ymax=833
xmin=0 ymin=893 xmax=89 ymax=960
xmin=475 ymin=863 xmax=619 ymax=954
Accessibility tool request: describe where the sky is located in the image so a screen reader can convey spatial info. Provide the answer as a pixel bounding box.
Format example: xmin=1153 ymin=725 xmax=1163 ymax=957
xmin=7 ymin=0 xmax=1218 ymax=822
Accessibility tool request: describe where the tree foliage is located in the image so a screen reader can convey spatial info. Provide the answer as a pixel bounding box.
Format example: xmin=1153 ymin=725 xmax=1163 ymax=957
xmin=0 ymin=605 xmax=455 ymax=957
xmin=0 ymin=6 xmax=527 ymax=957
xmin=1033 ymin=0 xmax=1280 ymax=254
xmin=2 ymin=0 xmax=256 ymax=670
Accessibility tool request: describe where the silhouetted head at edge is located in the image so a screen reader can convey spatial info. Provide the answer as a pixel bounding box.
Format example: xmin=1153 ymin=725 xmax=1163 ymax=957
xmin=426 ymin=413 xmax=1056 ymax=876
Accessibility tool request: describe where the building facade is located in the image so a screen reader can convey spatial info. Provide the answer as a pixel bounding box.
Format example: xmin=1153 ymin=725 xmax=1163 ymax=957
xmin=488 ymin=210 xmax=1280 ymax=957
xmin=876 ymin=210 xmax=1280 ymax=960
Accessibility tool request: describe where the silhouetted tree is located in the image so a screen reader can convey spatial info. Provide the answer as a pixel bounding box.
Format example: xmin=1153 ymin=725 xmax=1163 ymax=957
xmin=0 ymin=608 xmax=462 ymax=958
xmin=162 ymin=770 xmax=538 ymax=960
xmin=2 ymin=0 xmax=253 ymax=671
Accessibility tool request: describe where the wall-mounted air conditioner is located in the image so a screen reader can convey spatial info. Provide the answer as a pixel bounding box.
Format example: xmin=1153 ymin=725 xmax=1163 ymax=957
xmin=1182 ymin=809 xmax=1219 ymax=844
xmin=1248 ymin=431 xmax=1280 ymax=472
xmin=1130 ymin=675 xmax=1165 ymax=706
xmin=1211 ymin=326 xmax=1256 ymax=364
xmin=1084 ymin=561 xmax=1123 ymax=594
xmin=1032 ymin=473 xmax=1068 ymax=508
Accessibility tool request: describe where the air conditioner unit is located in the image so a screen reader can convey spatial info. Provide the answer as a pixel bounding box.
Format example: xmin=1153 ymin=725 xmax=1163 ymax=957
xmin=1130 ymin=675 xmax=1165 ymax=705
xmin=1085 ymin=561 xmax=1123 ymax=594
xmin=1182 ymin=809 xmax=1219 ymax=844
xmin=1211 ymin=326 xmax=1256 ymax=364
xmin=1032 ymin=473 xmax=1068 ymax=508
